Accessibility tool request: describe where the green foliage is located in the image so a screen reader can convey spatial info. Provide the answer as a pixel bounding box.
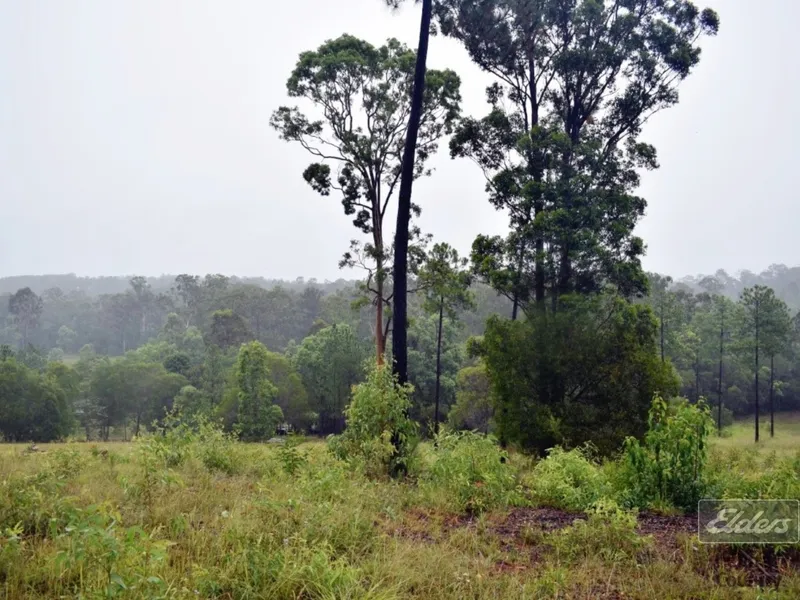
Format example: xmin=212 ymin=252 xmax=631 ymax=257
xmin=172 ymin=384 xmax=212 ymax=423
xmin=438 ymin=0 xmax=719 ymax=305
xmin=235 ymin=341 xmax=283 ymax=441
xmin=552 ymin=499 xmax=650 ymax=564
xmin=277 ymin=434 xmax=309 ymax=476
xmin=208 ymin=309 xmax=251 ymax=350
xmin=526 ymin=446 xmax=610 ymax=512
xmin=264 ymin=350 xmax=313 ymax=431
xmin=294 ymin=324 xmax=366 ymax=434
xmin=483 ymin=293 xmax=679 ymax=454
xmin=163 ymin=350 xmax=191 ymax=377
xmin=421 ymin=430 xmax=521 ymax=514
xmin=407 ymin=314 xmax=464 ymax=423
xmin=328 ymin=365 xmax=418 ymax=478
xmin=0 ymin=358 xmax=72 ymax=442
xmin=447 ymin=362 xmax=494 ymax=434
xmin=272 ymin=34 xmax=462 ymax=358
xmin=619 ymin=396 xmax=713 ymax=511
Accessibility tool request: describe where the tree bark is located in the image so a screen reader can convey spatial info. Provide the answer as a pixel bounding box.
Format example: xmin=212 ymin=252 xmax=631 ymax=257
xmin=391 ymin=0 xmax=432 ymax=385
xmin=770 ymin=353 xmax=775 ymax=438
xmin=755 ymin=307 xmax=760 ymax=443
xmin=434 ymin=298 xmax=444 ymax=434
xmin=376 ymin=276 xmax=385 ymax=366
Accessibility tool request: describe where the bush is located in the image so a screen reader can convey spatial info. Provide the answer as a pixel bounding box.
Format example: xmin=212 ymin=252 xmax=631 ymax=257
xmin=479 ymin=293 xmax=679 ymax=455
xmin=420 ymin=429 xmax=522 ymax=514
xmin=552 ymin=498 xmax=650 ymax=563
xmin=526 ymin=446 xmax=610 ymax=511
xmin=617 ymin=396 xmax=713 ymax=511
xmin=328 ymin=365 xmax=418 ymax=478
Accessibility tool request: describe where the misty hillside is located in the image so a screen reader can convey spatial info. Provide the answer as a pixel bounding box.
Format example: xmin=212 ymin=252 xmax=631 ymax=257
xmin=4 ymin=264 xmax=800 ymax=307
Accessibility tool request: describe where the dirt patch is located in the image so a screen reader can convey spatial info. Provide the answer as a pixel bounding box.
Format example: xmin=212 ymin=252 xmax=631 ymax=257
xmin=386 ymin=506 xmax=800 ymax=589
xmin=699 ymin=545 xmax=800 ymax=588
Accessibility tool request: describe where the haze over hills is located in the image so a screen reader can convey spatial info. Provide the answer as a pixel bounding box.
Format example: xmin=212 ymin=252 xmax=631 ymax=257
xmin=4 ymin=263 xmax=800 ymax=307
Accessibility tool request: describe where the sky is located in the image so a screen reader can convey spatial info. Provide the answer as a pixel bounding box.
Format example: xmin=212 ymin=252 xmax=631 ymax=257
xmin=0 ymin=0 xmax=797 ymax=282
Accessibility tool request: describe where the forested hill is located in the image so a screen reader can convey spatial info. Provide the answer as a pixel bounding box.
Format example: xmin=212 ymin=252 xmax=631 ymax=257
xmin=0 ymin=274 xmax=356 ymax=297
xmin=676 ymin=264 xmax=800 ymax=309
xmin=0 ymin=273 xmax=513 ymax=357
xmin=5 ymin=264 xmax=800 ymax=305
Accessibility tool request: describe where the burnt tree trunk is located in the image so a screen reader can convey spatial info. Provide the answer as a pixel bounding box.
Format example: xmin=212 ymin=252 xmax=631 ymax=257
xmin=392 ymin=0 xmax=432 ymax=385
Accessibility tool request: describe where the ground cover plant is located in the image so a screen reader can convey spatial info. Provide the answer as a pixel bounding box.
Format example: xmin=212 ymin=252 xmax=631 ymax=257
xmin=1 ymin=404 xmax=799 ymax=599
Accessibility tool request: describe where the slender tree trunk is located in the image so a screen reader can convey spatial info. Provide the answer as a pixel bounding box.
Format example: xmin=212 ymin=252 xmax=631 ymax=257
xmin=755 ymin=315 xmax=760 ymax=443
xmin=434 ymin=298 xmax=444 ymax=434
xmin=376 ymin=278 xmax=385 ymax=366
xmin=660 ymin=305 xmax=665 ymax=363
xmin=717 ymin=320 xmax=724 ymax=435
xmin=770 ymin=353 xmax=775 ymax=438
xmin=392 ymin=0 xmax=432 ymax=385
xmin=135 ymin=411 xmax=141 ymax=438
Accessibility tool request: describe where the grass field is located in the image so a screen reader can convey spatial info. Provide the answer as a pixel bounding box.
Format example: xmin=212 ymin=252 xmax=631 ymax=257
xmin=0 ymin=417 xmax=799 ymax=599
xmin=713 ymin=413 xmax=800 ymax=457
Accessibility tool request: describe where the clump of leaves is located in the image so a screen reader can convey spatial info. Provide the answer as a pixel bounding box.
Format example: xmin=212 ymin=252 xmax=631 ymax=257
xmin=194 ymin=418 xmax=241 ymax=475
xmin=525 ymin=445 xmax=610 ymax=511
xmin=420 ymin=429 xmax=522 ymax=514
xmin=278 ymin=434 xmax=309 ymax=476
xmin=328 ymin=365 xmax=418 ymax=478
xmin=617 ymin=396 xmax=713 ymax=511
xmin=552 ymin=498 xmax=650 ymax=564
xmin=45 ymin=447 xmax=87 ymax=480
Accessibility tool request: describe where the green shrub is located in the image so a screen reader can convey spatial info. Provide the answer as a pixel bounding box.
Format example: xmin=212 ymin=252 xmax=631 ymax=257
xmin=195 ymin=419 xmax=241 ymax=475
xmin=277 ymin=434 xmax=309 ymax=476
xmin=552 ymin=498 xmax=650 ymax=563
xmin=420 ymin=429 xmax=522 ymax=514
xmin=617 ymin=396 xmax=713 ymax=511
xmin=328 ymin=365 xmax=418 ymax=478
xmin=526 ymin=446 xmax=610 ymax=511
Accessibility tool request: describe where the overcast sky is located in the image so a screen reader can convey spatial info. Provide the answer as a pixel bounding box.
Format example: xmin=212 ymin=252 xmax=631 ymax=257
xmin=1 ymin=0 xmax=797 ymax=282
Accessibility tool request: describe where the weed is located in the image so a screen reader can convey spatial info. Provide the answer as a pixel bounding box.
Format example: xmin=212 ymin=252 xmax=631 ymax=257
xmin=525 ymin=445 xmax=610 ymax=511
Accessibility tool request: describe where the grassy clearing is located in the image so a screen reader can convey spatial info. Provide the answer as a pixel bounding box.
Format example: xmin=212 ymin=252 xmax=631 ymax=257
xmin=714 ymin=412 xmax=800 ymax=457
xmin=0 ymin=420 xmax=798 ymax=599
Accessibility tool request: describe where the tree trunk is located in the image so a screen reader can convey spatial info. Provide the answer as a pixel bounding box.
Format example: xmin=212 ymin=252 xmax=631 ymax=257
xmin=391 ymin=0 xmax=432 ymax=385
xmin=135 ymin=411 xmax=141 ymax=438
xmin=755 ymin=313 xmax=760 ymax=443
xmin=717 ymin=320 xmax=724 ymax=435
xmin=434 ymin=298 xmax=444 ymax=434
xmin=770 ymin=353 xmax=775 ymax=438
xmin=376 ymin=280 xmax=385 ymax=366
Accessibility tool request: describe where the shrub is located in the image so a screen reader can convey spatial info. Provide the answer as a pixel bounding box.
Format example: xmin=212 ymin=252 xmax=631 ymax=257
xmin=420 ymin=429 xmax=522 ymax=514
xmin=194 ymin=418 xmax=242 ymax=475
xmin=552 ymin=498 xmax=650 ymax=563
xmin=617 ymin=396 xmax=713 ymax=511
xmin=526 ymin=446 xmax=610 ymax=511
xmin=328 ymin=365 xmax=418 ymax=478
xmin=479 ymin=294 xmax=679 ymax=455
xmin=277 ymin=434 xmax=309 ymax=476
